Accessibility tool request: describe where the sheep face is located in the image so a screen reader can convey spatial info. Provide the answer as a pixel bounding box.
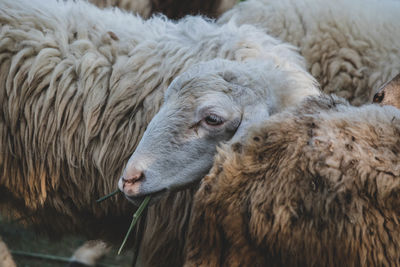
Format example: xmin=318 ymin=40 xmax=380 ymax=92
xmin=118 ymin=59 xmax=318 ymax=204
xmin=119 ymin=90 xmax=244 ymax=203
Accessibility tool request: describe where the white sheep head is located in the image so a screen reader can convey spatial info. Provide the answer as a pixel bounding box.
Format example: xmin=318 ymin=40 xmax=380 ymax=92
xmin=118 ymin=58 xmax=319 ymax=204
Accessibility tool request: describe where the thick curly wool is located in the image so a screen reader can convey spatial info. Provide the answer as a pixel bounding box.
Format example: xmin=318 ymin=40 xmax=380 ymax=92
xmin=88 ymin=0 xmax=237 ymax=19
xmin=185 ymin=95 xmax=400 ymax=266
xmin=0 ymin=0 xmax=312 ymax=266
xmin=219 ymin=0 xmax=400 ymax=105
xmin=0 ymin=237 xmax=15 ymax=267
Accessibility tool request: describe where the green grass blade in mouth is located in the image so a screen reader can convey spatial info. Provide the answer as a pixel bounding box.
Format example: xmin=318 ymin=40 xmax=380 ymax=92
xmin=118 ymin=195 xmax=151 ymax=255
xmin=96 ymin=189 xmax=120 ymax=203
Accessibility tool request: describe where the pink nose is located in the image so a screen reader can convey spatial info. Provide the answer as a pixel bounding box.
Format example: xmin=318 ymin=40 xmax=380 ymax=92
xmin=119 ymin=164 xmax=146 ymax=196
xmin=122 ymin=166 xmax=144 ymax=185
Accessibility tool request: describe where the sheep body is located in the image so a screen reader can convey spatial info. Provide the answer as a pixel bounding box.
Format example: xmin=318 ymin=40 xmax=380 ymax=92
xmin=0 ymin=0 xmax=315 ymax=266
xmin=219 ymin=0 xmax=400 ymax=105
xmin=185 ymin=94 xmax=400 ymax=266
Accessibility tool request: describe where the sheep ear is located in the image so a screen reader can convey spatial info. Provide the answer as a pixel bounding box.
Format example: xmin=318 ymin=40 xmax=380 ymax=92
xmin=231 ymin=104 xmax=270 ymax=143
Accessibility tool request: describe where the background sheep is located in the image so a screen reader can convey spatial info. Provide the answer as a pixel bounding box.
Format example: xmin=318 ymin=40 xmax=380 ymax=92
xmin=0 ymin=237 xmax=16 ymax=267
xmin=219 ymin=0 xmax=400 ymax=106
xmin=0 ymin=0 xmax=318 ymax=266
xmin=88 ymin=0 xmax=237 ymax=19
xmin=185 ymin=94 xmax=400 ymax=266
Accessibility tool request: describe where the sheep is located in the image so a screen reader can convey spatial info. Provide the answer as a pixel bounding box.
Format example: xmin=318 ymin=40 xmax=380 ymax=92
xmin=119 ymin=60 xmax=318 ymax=266
xmin=119 ymin=58 xmax=319 ymax=202
xmin=218 ymin=0 xmax=400 ymax=106
xmin=373 ymin=73 xmax=400 ymax=109
xmin=184 ymin=94 xmax=400 ymax=267
xmin=105 ymin=54 xmax=319 ymax=266
xmin=0 ymin=0 xmax=319 ymax=266
xmin=88 ymin=0 xmax=237 ymax=19
xmin=0 ymin=237 xmax=16 ymax=267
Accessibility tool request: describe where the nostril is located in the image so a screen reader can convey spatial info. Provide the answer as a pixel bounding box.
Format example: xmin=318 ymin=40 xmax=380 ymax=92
xmin=138 ymin=172 xmax=144 ymax=180
xmin=373 ymin=91 xmax=385 ymax=103
xmin=122 ymin=167 xmax=145 ymax=184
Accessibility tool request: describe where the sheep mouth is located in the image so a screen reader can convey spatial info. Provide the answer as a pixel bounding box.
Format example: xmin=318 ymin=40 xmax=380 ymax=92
xmin=125 ymin=189 xmax=167 ymax=206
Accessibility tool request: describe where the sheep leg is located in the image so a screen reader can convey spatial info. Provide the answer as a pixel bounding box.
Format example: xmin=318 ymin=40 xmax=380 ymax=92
xmin=68 ymin=240 xmax=110 ymax=267
xmin=0 ymin=237 xmax=16 ymax=267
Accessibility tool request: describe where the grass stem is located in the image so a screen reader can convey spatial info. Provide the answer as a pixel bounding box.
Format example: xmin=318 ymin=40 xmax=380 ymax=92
xmin=118 ymin=196 xmax=151 ymax=255
xmin=96 ymin=189 xmax=120 ymax=203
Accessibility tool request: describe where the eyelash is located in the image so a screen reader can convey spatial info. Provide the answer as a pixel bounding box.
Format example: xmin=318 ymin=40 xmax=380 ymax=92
xmin=188 ymin=114 xmax=225 ymax=133
xmin=204 ymin=114 xmax=224 ymax=126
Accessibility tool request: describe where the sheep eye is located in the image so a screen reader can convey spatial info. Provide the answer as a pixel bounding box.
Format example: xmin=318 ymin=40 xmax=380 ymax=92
xmin=204 ymin=114 xmax=224 ymax=126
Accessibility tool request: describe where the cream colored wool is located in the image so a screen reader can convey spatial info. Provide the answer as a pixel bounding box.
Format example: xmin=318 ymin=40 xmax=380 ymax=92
xmin=0 ymin=0 xmax=316 ymax=266
xmin=219 ymin=0 xmax=400 ymax=105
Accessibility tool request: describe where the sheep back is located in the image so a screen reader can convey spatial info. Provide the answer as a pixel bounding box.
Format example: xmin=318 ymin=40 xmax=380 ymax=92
xmin=219 ymin=0 xmax=400 ymax=105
